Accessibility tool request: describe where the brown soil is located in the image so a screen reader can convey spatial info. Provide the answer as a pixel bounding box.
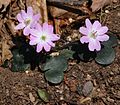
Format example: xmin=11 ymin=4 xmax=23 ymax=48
xmin=0 ymin=1 xmax=120 ymax=105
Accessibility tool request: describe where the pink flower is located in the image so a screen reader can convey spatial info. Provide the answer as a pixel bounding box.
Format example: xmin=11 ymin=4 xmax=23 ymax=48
xmin=79 ymin=18 xmax=109 ymax=51
xmin=29 ymin=23 xmax=60 ymax=53
xmin=15 ymin=6 xmax=40 ymax=36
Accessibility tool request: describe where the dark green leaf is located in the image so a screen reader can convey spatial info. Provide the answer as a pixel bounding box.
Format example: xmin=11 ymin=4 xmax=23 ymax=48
xmin=102 ymin=34 xmax=118 ymax=47
xmin=2 ymin=60 xmax=9 ymax=68
xmin=42 ymin=56 xmax=68 ymax=84
xmin=42 ymin=56 xmax=67 ymax=72
xmin=60 ymin=49 xmax=75 ymax=59
xmin=38 ymin=89 xmax=49 ymax=102
xmin=11 ymin=49 xmax=30 ymax=72
xmin=95 ymin=46 xmax=115 ymax=65
xmin=45 ymin=70 xmax=64 ymax=84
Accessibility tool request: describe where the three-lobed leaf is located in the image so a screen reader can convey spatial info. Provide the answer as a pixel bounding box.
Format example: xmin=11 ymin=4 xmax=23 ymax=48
xmin=60 ymin=49 xmax=75 ymax=59
xmin=11 ymin=49 xmax=30 ymax=72
xmin=95 ymin=46 xmax=115 ymax=65
xmin=102 ymin=34 xmax=118 ymax=47
xmin=42 ymin=55 xmax=68 ymax=84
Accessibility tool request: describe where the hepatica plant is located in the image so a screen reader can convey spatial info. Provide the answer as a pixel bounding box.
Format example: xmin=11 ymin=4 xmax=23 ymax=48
xmin=12 ymin=6 xmax=118 ymax=84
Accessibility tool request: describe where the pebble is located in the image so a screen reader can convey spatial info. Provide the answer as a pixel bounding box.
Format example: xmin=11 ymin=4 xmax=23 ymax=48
xmin=25 ymin=70 xmax=29 ymax=74
xmin=6 ymin=89 xmax=9 ymax=96
xmin=105 ymin=10 xmax=110 ymax=14
xmin=29 ymin=92 xmax=35 ymax=102
xmin=69 ymin=18 xmax=73 ymax=23
xmin=82 ymin=81 xmax=93 ymax=96
xmin=50 ymin=52 xmax=59 ymax=57
xmin=116 ymin=91 xmax=120 ymax=99
xmin=118 ymin=12 xmax=120 ymax=17
xmin=86 ymin=74 xmax=92 ymax=80
xmin=66 ymin=36 xmax=72 ymax=41
xmin=97 ymin=88 xmax=100 ymax=92
xmin=60 ymin=96 xmax=64 ymax=100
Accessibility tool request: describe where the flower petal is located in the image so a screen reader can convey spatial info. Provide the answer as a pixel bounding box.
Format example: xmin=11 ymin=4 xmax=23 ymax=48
xmin=27 ymin=6 xmax=33 ymax=16
xmin=88 ymin=39 xmax=101 ymax=51
xmin=96 ymin=34 xmax=109 ymax=42
xmin=50 ymin=34 xmax=60 ymax=41
xmin=16 ymin=13 xmax=23 ymax=22
xmin=92 ymin=20 xmax=101 ymax=31
xmin=95 ymin=40 xmax=101 ymax=51
xmin=47 ymin=41 xmax=55 ymax=47
xmin=30 ymin=29 xmax=41 ymax=37
xmin=97 ymin=26 xmax=108 ymax=35
xmin=33 ymin=14 xmax=40 ymax=21
xmin=14 ymin=23 xmax=25 ymax=30
xmin=21 ymin=10 xmax=27 ymax=19
xmin=23 ymin=27 xmax=30 ymax=36
xmin=29 ymin=40 xmax=37 ymax=45
xmin=43 ymin=22 xmax=48 ymax=31
xmin=36 ymin=43 xmax=43 ymax=53
xmin=43 ymin=43 xmax=51 ymax=52
xmin=85 ymin=18 xmax=92 ymax=31
xmin=33 ymin=23 xmax=42 ymax=31
xmin=80 ymin=36 xmax=89 ymax=43
xmin=29 ymin=36 xmax=39 ymax=45
xmin=79 ymin=27 xmax=88 ymax=35
xmin=88 ymin=40 xmax=94 ymax=51
xmin=48 ymin=25 xmax=53 ymax=33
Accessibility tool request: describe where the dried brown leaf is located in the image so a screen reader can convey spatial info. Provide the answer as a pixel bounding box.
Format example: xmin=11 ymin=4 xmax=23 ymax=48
xmin=1 ymin=39 xmax=13 ymax=64
xmin=91 ymin=0 xmax=112 ymax=12
xmin=0 ymin=0 xmax=11 ymax=12
xmin=48 ymin=6 xmax=68 ymax=18
xmin=0 ymin=22 xmax=14 ymax=65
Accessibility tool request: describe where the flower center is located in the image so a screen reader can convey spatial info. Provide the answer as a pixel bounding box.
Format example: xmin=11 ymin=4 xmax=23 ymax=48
xmin=89 ymin=31 xmax=97 ymax=39
xmin=41 ymin=35 xmax=46 ymax=41
xmin=24 ymin=18 xmax=31 ymax=26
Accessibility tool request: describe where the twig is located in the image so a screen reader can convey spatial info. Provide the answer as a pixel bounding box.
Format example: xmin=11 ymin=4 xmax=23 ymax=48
xmin=41 ymin=0 xmax=48 ymax=22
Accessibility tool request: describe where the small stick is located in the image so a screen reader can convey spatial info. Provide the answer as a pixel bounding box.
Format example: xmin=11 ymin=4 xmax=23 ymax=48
xmin=41 ymin=0 xmax=48 ymax=22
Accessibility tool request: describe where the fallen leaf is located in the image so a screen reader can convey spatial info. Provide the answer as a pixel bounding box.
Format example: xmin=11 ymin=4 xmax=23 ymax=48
xmin=91 ymin=0 xmax=112 ymax=12
xmin=0 ymin=22 xmax=14 ymax=66
xmin=0 ymin=0 xmax=11 ymax=12
xmin=1 ymin=39 xmax=13 ymax=64
xmin=48 ymin=6 xmax=68 ymax=18
xmin=38 ymin=89 xmax=49 ymax=102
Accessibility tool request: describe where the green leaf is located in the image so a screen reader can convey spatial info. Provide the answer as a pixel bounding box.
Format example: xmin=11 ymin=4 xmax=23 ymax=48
xmin=42 ymin=56 xmax=67 ymax=72
xmin=95 ymin=46 xmax=115 ymax=65
xmin=45 ymin=70 xmax=64 ymax=84
xmin=60 ymin=49 xmax=75 ymax=59
xmin=102 ymin=34 xmax=118 ymax=47
xmin=38 ymin=89 xmax=49 ymax=102
xmin=11 ymin=49 xmax=30 ymax=72
xmin=42 ymin=56 xmax=68 ymax=84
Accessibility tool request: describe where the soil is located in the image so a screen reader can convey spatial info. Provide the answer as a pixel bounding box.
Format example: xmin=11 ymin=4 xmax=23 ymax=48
xmin=0 ymin=1 xmax=120 ymax=105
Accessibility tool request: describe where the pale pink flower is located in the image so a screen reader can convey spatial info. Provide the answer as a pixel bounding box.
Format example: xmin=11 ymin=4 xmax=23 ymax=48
xmin=15 ymin=6 xmax=40 ymax=36
xmin=79 ymin=18 xmax=109 ymax=51
xmin=29 ymin=23 xmax=60 ymax=53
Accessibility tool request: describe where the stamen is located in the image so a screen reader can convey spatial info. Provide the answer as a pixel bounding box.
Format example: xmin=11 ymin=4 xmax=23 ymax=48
xmin=89 ymin=31 xmax=97 ymax=39
xmin=41 ymin=35 xmax=46 ymax=41
xmin=25 ymin=19 xmax=31 ymax=25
